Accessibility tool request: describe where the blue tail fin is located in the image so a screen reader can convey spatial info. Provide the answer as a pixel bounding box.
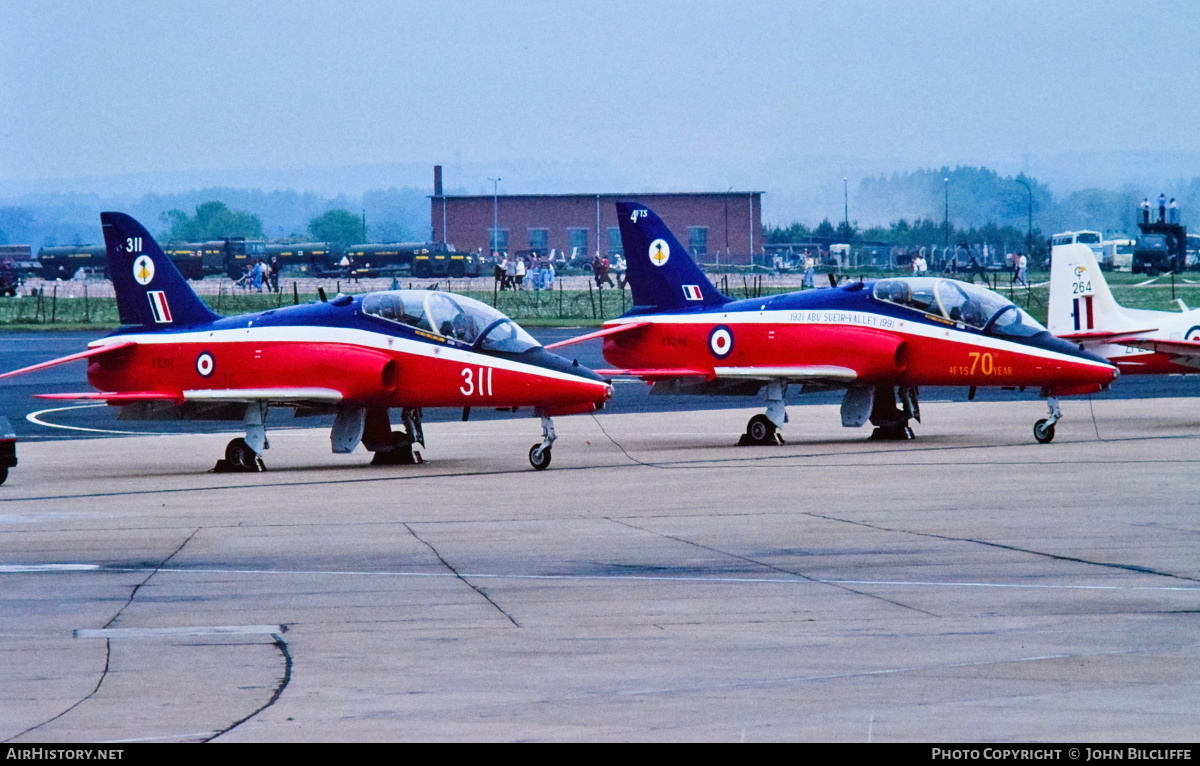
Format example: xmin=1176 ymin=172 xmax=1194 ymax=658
xmin=101 ymin=212 xmax=220 ymax=327
xmin=616 ymin=201 xmax=730 ymax=312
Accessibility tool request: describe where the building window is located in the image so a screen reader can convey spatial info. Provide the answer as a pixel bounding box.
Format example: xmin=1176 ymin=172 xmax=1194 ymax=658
xmin=528 ymin=228 xmax=549 ymax=251
xmin=608 ymin=227 xmax=623 ymax=256
xmin=688 ymin=227 xmax=709 ymax=257
xmin=489 ymin=228 xmax=509 ymax=254
xmin=568 ymin=228 xmax=589 ymax=257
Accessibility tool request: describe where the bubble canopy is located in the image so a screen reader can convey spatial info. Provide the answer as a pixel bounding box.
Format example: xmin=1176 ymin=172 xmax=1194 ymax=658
xmin=872 ymin=277 xmax=1046 ymax=338
xmin=360 ymin=290 xmax=541 ymax=353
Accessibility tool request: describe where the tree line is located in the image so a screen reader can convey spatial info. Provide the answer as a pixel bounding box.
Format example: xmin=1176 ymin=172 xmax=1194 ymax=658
xmin=161 ymin=203 xmax=371 ymax=247
xmin=767 ymin=165 xmax=1199 ymax=255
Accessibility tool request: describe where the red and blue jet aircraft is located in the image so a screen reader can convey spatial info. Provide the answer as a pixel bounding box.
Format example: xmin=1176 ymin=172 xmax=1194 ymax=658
xmin=1 ymin=212 xmax=612 ymax=471
xmin=552 ymin=202 xmax=1117 ymax=445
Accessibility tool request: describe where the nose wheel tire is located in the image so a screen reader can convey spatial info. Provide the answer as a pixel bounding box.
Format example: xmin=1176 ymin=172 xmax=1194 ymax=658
xmin=1033 ymin=419 xmax=1056 ymax=444
xmin=739 ymin=414 xmax=780 ymax=446
xmin=225 ymin=437 xmax=265 ymax=471
xmin=529 ymin=444 xmax=552 ymax=470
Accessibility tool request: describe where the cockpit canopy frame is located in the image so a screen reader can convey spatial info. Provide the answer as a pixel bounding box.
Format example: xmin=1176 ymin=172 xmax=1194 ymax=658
xmin=872 ymin=277 xmax=1045 ymax=338
xmin=360 ymin=289 xmax=541 ymax=353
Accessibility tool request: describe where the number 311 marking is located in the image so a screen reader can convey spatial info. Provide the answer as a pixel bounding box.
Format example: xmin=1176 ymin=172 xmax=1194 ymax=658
xmin=460 ymin=367 xmax=494 ymax=396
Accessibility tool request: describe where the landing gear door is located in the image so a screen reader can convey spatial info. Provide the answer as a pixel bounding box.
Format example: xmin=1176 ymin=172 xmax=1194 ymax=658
xmin=841 ymin=386 xmax=872 ymax=427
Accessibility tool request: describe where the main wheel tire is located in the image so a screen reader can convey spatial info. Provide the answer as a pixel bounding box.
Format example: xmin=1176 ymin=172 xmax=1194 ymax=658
xmin=225 ymin=438 xmax=263 ymax=470
xmin=1033 ymin=419 xmax=1056 ymax=444
xmin=529 ymin=444 xmax=552 ymax=470
xmin=744 ymin=414 xmax=777 ymax=445
xmin=371 ymin=433 xmax=416 ymax=466
xmin=0 ymin=466 xmax=8 ymax=485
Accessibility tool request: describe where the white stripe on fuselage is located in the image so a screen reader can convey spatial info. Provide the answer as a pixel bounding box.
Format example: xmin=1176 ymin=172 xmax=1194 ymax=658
xmin=605 ymin=309 xmax=1112 ymax=370
xmin=86 ymin=325 xmax=599 ymax=386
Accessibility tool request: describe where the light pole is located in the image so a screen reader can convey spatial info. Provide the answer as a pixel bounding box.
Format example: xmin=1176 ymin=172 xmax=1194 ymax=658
xmin=488 ymin=177 xmax=501 ymax=256
xmin=943 ymin=177 xmax=950 ymax=249
xmin=1015 ymin=177 xmax=1033 ymax=257
xmin=843 ymin=177 xmax=849 ymax=231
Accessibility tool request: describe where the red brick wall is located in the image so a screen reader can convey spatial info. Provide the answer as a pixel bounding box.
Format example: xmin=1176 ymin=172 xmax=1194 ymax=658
xmin=431 ymin=193 xmax=763 ymax=265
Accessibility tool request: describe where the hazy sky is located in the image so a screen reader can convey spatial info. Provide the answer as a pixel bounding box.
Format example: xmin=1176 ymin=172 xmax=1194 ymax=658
xmin=3 ymin=0 xmax=1199 ymax=191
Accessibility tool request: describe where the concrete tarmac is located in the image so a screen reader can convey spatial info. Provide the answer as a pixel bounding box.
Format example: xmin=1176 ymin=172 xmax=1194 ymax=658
xmin=1 ymin=398 xmax=1199 ymax=742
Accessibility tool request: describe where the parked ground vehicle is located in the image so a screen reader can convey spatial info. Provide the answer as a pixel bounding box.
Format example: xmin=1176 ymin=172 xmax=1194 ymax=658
xmin=38 ymin=245 xmax=108 ymax=280
xmin=265 ymin=242 xmax=339 ymax=276
xmin=1101 ymin=238 xmax=1135 ymax=271
xmin=411 ymin=244 xmax=481 ymax=278
xmin=1132 ymin=221 xmax=1187 ymax=275
xmin=0 ymin=261 xmax=23 ymax=296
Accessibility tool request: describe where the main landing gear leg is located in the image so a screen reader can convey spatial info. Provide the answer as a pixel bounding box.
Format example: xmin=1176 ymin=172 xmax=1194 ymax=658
xmin=529 ymin=414 xmax=556 ymax=470
xmin=739 ymin=380 xmax=787 ymax=446
xmin=215 ymin=402 xmax=268 ymax=472
xmin=1034 ymin=397 xmax=1062 ymax=444
xmin=868 ymin=385 xmax=917 ymax=441
xmin=370 ymin=407 xmax=425 ymax=465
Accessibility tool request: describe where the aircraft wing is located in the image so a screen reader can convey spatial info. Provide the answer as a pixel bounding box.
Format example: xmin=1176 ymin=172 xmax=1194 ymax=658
xmin=543 ymin=322 xmax=651 ymax=350
xmin=596 ymin=365 xmax=858 ymax=384
xmin=35 ymin=392 xmax=180 ymax=403
xmin=35 ymin=387 xmax=345 ymax=406
xmin=0 ymin=341 xmax=137 ymax=379
xmin=183 ymin=388 xmax=345 ymax=404
xmin=1106 ymin=337 xmax=1200 ymax=360
xmin=1058 ymin=329 xmax=1158 ymax=344
xmin=711 ymin=365 xmax=858 ymax=382
xmin=595 ymin=368 xmax=714 ymax=380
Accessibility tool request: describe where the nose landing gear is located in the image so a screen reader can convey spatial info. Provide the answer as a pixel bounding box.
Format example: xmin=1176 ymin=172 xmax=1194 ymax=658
xmin=529 ymin=415 xmax=556 ymax=470
xmin=1034 ymin=397 xmax=1061 ymax=444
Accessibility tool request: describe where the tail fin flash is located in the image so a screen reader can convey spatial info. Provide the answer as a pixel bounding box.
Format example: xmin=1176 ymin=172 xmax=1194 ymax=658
xmin=101 ymin=212 xmax=219 ymax=327
xmin=1048 ymin=243 xmax=1137 ymax=336
xmin=616 ymin=201 xmax=730 ymax=311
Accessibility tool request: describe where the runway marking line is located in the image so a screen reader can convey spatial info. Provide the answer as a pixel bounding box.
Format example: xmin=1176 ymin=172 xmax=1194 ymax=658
xmin=20 ymin=564 xmax=1198 ymax=593
xmin=75 ymin=625 xmax=283 ymax=639
xmin=27 ymin=404 xmax=174 ymax=435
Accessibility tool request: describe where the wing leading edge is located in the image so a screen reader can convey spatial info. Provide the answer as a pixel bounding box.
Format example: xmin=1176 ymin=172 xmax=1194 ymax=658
xmin=36 ymin=387 xmax=344 ymax=405
xmin=598 ymin=365 xmax=858 ymax=384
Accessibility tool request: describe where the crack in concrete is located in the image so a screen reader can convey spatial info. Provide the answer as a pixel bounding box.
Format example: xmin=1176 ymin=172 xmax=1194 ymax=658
xmin=2 ymin=639 xmax=111 ymax=743
xmin=205 ymin=631 xmax=293 ymax=742
xmin=804 ymin=511 xmax=1200 ymax=584
xmin=606 ymin=518 xmax=939 ymax=617
xmin=404 ymin=522 xmax=520 ymax=627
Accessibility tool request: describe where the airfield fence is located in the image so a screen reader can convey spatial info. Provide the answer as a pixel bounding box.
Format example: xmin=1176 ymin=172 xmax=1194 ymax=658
xmin=2 ymin=271 xmax=1191 ymax=328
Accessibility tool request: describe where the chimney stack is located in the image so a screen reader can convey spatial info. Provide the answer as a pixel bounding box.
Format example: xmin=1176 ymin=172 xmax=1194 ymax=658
xmin=434 ymin=165 xmax=443 ymax=197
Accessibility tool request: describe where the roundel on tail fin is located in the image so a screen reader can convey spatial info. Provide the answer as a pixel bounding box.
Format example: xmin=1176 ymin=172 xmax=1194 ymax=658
xmin=649 ymin=238 xmax=670 ymax=267
xmin=133 ymin=255 xmax=155 ymax=285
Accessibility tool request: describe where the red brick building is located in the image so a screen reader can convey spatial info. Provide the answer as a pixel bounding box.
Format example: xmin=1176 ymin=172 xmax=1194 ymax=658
xmin=430 ymin=174 xmax=763 ymax=265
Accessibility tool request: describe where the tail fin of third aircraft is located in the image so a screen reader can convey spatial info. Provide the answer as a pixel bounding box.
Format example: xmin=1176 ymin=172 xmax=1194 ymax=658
xmin=616 ymin=201 xmax=730 ymax=312
xmin=101 ymin=212 xmax=220 ymax=328
xmin=1048 ymin=242 xmax=1146 ymax=336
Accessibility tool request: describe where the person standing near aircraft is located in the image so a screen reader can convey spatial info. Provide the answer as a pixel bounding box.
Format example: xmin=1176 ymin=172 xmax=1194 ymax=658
xmin=1141 ymin=198 xmax=1152 ymax=224
xmin=802 ymin=251 xmax=816 ymax=288
xmin=514 ymin=254 xmax=527 ymax=289
xmin=1159 ymin=193 xmax=1167 ymax=222
xmin=1015 ymin=252 xmax=1028 ymax=287
xmin=251 ymin=259 xmax=265 ymax=292
xmin=502 ymin=253 xmax=516 ymax=290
